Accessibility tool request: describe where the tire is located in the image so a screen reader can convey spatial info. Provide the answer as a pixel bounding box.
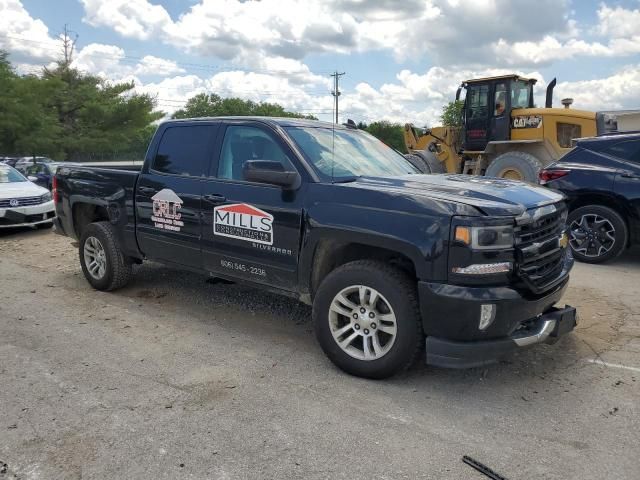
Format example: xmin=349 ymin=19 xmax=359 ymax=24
xmin=79 ymin=221 xmax=133 ymax=291
xmin=405 ymin=151 xmax=446 ymax=174
xmin=312 ymin=260 xmax=423 ymax=379
xmin=567 ymin=205 xmax=627 ymax=264
xmin=36 ymin=221 xmax=54 ymax=229
xmin=485 ymin=151 xmax=543 ymax=182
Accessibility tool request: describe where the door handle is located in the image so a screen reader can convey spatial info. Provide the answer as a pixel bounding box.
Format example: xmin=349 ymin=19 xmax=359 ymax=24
xmin=138 ymin=186 xmax=156 ymax=195
xmin=203 ymin=194 xmax=227 ymax=204
xmin=621 ymin=173 xmax=640 ymax=179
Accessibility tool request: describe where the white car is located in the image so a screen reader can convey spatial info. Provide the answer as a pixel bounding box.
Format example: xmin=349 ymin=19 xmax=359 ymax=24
xmin=0 ymin=164 xmax=55 ymax=229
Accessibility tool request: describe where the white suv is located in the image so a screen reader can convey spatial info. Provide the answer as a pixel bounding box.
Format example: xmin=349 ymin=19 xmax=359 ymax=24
xmin=0 ymin=164 xmax=55 ymax=229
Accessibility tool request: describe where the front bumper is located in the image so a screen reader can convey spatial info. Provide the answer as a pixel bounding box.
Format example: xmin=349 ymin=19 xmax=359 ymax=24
xmin=425 ymin=305 xmax=577 ymax=368
xmin=419 ymin=253 xmax=575 ymax=368
xmin=0 ymin=201 xmax=56 ymax=228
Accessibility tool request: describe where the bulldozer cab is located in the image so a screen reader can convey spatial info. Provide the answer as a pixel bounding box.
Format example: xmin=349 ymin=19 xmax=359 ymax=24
xmin=458 ymin=75 xmax=536 ymax=151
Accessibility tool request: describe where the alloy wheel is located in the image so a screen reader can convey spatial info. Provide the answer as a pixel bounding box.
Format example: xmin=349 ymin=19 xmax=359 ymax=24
xmin=328 ymin=285 xmax=397 ymax=361
xmin=569 ymin=214 xmax=616 ymax=258
xmin=84 ymin=236 xmax=107 ymax=279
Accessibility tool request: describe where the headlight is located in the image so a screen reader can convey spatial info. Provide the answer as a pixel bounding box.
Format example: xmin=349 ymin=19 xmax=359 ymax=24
xmin=40 ymin=192 xmax=52 ymax=203
xmin=454 ymin=225 xmax=514 ymax=250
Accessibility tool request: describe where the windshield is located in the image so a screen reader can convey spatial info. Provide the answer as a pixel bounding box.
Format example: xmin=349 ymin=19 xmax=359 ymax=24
xmin=511 ymin=80 xmax=532 ymax=109
xmin=0 ymin=165 xmax=28 ymax=183
xmin=285 ymin=127 xmax=419 ymax=180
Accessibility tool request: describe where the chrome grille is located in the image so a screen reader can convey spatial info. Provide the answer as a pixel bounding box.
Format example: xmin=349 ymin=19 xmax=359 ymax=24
xmin=0 ymin=196 xmax=44 ymax=208
xmin=515 ymin=204 xmax=567 ymax=292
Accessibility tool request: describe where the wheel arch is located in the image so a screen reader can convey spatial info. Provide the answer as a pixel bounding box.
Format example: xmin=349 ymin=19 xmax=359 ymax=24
xmin=305 ymin=237 xmax=420 ymax=301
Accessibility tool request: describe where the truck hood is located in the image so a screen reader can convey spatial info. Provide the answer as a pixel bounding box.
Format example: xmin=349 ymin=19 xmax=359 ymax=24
xmin=342 ymin=174 xmax=564 ymax=216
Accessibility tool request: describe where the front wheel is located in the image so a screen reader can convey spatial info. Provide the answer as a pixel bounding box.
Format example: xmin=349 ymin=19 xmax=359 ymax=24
xmin=79 ymin=221 xmax=133 ymax=291
xmin=313 ymin=260 xmax=423 ymax=379
xmin=567 ymin=205 xmax=627 ymax=264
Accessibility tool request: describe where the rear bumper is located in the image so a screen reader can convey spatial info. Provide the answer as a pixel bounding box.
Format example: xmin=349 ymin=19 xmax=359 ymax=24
xmin=425 ymin=305 xmax=577 ymax=368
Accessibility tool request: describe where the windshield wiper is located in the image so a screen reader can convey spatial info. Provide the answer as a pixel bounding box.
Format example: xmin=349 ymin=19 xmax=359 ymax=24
xmin=332 ymin=176 xmax=359 ymax=183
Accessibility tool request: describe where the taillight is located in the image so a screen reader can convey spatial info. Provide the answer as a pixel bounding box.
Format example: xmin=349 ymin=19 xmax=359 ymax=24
xmin=539 ymin=169 xmax=569 ymax=185
xmin=52 ymin=175 xmax=59 ymax=203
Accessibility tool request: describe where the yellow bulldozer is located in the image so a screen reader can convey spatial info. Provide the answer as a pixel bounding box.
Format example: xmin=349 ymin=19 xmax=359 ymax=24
xmin=403 ymin=74 xmax=631 ymax=182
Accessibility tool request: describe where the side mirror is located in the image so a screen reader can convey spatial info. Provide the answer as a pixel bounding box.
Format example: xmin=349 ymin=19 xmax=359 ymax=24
xmin=28 ymin=175 xmax=38 ymax=181
xmin=243 ymin=160 xmax=301 ymax=190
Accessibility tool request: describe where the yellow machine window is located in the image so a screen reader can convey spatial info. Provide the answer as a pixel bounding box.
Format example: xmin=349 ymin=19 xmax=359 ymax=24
xmin=468 ymin=85 xmax=489 ymax=119
xmin=557 ymin=123 xmax=582 ymax=148
xmin=494 ymin=83 xmax=507 ymax=116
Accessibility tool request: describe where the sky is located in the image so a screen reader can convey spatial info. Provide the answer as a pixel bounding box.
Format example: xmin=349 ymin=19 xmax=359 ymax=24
xmin=1 ymin=0 xmax=639 ymax=126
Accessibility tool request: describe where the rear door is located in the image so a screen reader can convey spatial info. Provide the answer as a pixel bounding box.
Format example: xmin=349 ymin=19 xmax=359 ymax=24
xmin=200 ymin=121 xmax=304 ymax=291
xmin=136 ymin=122 xmax=219 ymax=268
xmin=611 ymin=139 xmax=640 ymax=242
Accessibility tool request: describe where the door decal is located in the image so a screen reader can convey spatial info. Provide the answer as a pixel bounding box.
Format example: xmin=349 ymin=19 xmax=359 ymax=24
xmin=151 ymin=189 xmax=184 ymax=232
xmin=214 ymin=203 xmax=274 ymax=245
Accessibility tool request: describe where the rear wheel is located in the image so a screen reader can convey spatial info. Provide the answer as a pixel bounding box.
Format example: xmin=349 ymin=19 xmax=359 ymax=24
xmin=485 ymin=151 xmax=543 ymax=182
xmin=79 ymin=221 xmax=133 ymax=290
xmin=567 ymin=205 xmax=627 ymax=264
xmin=313 ymin=260 xmax=423 ymax=379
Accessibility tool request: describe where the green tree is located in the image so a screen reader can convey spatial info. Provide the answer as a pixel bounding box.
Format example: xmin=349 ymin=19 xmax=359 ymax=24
xmin=0 ymin=51 xmax=62 ymax=157
xmin=0 ymin=49 xmax=163 ymax=161
xmin=364 ymin=121 xmax=406 ymax=153
xmin=42 ymin=63 xmax=163 ymax=160
xmin=441 ymin=100 xmax=464 ymax=127
xmin=172 ymin=93 xmax=316 ymax=120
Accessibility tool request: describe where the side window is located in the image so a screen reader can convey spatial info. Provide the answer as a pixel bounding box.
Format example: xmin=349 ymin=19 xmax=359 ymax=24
xmin=153 ymin=125 xmax=215 ymax=176
xmin=217 ymin=125 xmax=295 ymax=180
xmin=603 ymin=140 xmax=640 ymax=163
xmin=468 ymin=85 xmax=489 ymax=120
xmin=494 ymin=83 xmax=506 ymax=116
xmin=557 ymin=123 xmax=582 ymax=148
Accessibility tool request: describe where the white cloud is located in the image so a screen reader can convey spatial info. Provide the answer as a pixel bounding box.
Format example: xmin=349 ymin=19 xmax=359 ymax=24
xmin=0 ymin=0 xmax=59 ymax=63
xmin=80 ymin=0 xmax=172 ymax=40
xmin=554 ymin=65 xmax=640 ymax=111
xmin=134 ymin=55 xmax=185 ymax=76
xmin=596 ymin=4 xmax=640 ymax=38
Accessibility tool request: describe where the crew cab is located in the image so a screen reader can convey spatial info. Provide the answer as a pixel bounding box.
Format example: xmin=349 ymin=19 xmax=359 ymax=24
xmin=540 ymin=133 xmax=640 ymax=263
xmin=54 ymin=117 xmax=576 ymax=378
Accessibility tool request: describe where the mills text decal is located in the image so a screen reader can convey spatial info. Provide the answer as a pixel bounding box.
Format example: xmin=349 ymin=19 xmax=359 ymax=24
xmin=214 ymin=204 xmax=274 ymax=245
xmin=151 ymin=189 xmax=184 ymax=232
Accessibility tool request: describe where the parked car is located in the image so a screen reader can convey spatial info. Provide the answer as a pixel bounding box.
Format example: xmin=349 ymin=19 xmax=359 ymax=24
xmin=17 ymin=162 xmax=62 ymax=190
xmin=540 ymin=133 xmax=640 ymax=263
xmin=14 ymin=156 xmax=55 ymax=170
xmin=53 ymin=117 xmax=576 ymax=379
xmin=0 ymin=157 xmax=20 ymax=167
xmin=0 ymin=163 xmax=55 ymax=229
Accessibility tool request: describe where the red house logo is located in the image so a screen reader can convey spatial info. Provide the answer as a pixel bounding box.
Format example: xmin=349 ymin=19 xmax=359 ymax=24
xmin=213 ymin=203 xmax=274 ymax=245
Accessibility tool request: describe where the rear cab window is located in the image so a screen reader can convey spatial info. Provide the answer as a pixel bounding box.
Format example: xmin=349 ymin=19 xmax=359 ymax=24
xmin=152 ymin=125 xmax=217 ymax=177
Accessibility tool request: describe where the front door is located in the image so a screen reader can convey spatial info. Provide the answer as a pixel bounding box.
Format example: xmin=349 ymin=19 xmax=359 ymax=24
xmin=489 ymin=81 xmax=510 ymax=142
xmin=136 ymin=123 xmax=218 ymax=268
xmin=200 ymin=122 xmax=304 ymax=291
xmin=464 ymin=83 xmax=490 ymax=151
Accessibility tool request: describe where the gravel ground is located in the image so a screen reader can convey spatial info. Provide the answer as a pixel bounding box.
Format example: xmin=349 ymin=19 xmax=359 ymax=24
xmin=1 ymin=227 xmax=639 ymax=479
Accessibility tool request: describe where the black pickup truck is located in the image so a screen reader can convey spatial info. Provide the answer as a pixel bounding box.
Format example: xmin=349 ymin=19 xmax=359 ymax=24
xmin=54 ymin=117 xmax=576 ymax=378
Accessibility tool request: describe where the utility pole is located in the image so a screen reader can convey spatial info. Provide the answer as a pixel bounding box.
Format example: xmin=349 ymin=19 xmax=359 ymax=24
xmin=331 ymin=71 xmax=345 ymax=124
xmin=61 ymin=24 xmax=78 ymax=67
